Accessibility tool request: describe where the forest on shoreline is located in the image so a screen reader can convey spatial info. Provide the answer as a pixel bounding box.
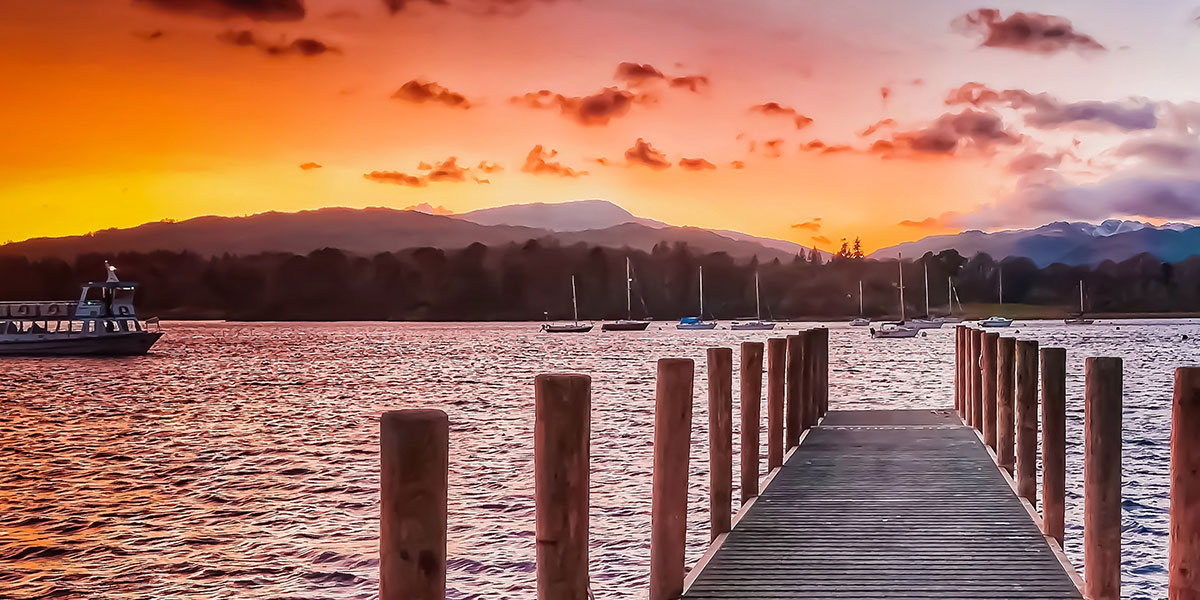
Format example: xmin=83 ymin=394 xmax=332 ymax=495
xmin=1 ymin=241 xmax=1198 ymax=321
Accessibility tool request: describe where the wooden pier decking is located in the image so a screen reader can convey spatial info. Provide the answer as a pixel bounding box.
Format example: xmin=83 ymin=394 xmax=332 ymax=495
xmin=682 ymin=409 xmax=1083 ymax=599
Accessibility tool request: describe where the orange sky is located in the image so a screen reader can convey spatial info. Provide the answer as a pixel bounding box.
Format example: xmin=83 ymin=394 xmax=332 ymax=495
xmin=4 ymin=0 xmax=1200 ymax=252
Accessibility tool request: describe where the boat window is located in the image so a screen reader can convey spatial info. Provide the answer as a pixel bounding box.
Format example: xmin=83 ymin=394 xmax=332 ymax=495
xmin=105 ymin=320 xmax=116 ymax=333
xmin=118 ymin=320 xmax=130 ymax=332
xmin=3 ymin=321 xmax=15 ymax=335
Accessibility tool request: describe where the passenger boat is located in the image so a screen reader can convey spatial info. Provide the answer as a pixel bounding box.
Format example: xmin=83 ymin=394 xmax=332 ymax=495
xmin=602 ymin=257 xmax=651 ymax=331
xmin=0 ymin=263 xmax=163 ymax=356
xmin=870 ymin=255 xmax=920 ymax=339
xmin=1064 ymin=280 xmax=1094 ymax=325
xmin=979 ymin=316 xmax=1014 ymax=328
xmin=542 ymin=275 xmax=594 ymax=333
xmin=678 ymin=266 xmax=717 ymax=330
xmin=731 ymin=272 xmax=775 ymax=330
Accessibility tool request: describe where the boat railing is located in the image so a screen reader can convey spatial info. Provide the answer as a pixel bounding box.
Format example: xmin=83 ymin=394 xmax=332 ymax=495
xmin=0 ymin=301 xmax=79 ymax=319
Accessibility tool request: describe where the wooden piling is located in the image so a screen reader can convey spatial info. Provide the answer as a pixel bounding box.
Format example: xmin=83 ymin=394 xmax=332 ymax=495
xmin=1014 ymin=340 xmax=1038 ymax=506
xmin=1171 ymin=367 xmax=1200 ymax=599
xmin=650 ymin=358 xmax=694 ymax=600
xmin=380 ymin=409 xmax=449 ymax=600
xmin=785 ymin=334 xmax=804 ymax=449
xmin=802 ymin=330 xmax=818 ymax=429
xmin=982 ymin=332 xmax=999 ymax=449
xmin=996 ymin=336 xmax=1016 ymax=472
xmin=1041 ymin=347 xmax=1067 ymax=545
xmin=766 ymin=338 xmax=786 ymax=471
xmin=817 ymin=328 xmax=829 ymax=418
xmin=534 ymin=374 xmax=591 ymax=600
xmin=740 ymin=342 xmax=764 ymax=505
xmin=954 ymin=326 xmax=963 ymax=417
xmin=971 ymin=329 xmax=983 ymax=431
xmin=708 ymin=348 xmax=734 ymax=541
xmin=1084 ymin=357 xmax=1122 ymax=600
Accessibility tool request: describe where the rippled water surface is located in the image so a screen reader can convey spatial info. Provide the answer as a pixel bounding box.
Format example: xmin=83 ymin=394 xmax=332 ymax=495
xmin=1 ymin=320 xmax=1195 ymax=599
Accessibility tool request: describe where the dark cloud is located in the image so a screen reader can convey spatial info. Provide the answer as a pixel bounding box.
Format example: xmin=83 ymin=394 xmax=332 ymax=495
xmin=299 ymin=162 xmax=322 ymax=170
xmin=512 ymin=87 xmax=643 ymax=126
xmin=217 ymin=30 xmax=338 ymax=57
xmin=133 ymin=30 xmax=165 ymax=41
xmin=364 ymin=171 xmax=426 ymax=187
xmin=625 ymin=138 xmax=671 ymax=170
xmin=523 ymin=145 xmax=587 ymax=177
xmin=953 ymin=8 xmax=1105 ymax=55
xmin=858 ymin=118 xmax=896 ymax=137
xmin=393 ymin=80 xmax=471 ymax=109
xmin=763 ymin=138 xmax=785 ymax=158
xmin=135 ymin=0 xmax=305 ymax=21
xmin=1115 ymin=138 xmax=1200 ymax=169
xmin=678 ymin=157 xmax=716 ymax=170
xmin=426 ymin=157 xmax=469 ymax=182
xmin=614 ymin=62 xmax=665 ymax=84
xmin=874 ymin=109 xmax=1022 ymax=156
xmin=730 ymin=160 xmax=746 ymax=169
xmin=1007 ymin=150 xmax=1065 ymax=174
xmin=811 ymin=235 xmax=832 ymax=245
xmin=1016 ymin=176 xmax=1200 ymax=222
xmin=750 ymin=102 xmax=814 ymax=129
xmin=946 ymin=82 xmax=1158 ymax=131
xmin=880 ymin=86 xmax=891 ymax=103
xmin=669 ymin=75 xmax=709 ymax=92
xmin=476 ymin=161 xmax=504 ymax=173
xmin=898 ymin=217 xmax=943 ymax=228
xmin=791 ymin=218 xmax=822 ymax=231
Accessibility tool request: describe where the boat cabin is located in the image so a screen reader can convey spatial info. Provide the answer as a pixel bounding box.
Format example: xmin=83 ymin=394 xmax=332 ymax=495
xmin=0 ymin=282 xmax=148 ymax=339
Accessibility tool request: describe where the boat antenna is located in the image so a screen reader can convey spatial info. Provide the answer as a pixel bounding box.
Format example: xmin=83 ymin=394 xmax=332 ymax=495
xmin=898 ymin=253 xmax=906 ymax=323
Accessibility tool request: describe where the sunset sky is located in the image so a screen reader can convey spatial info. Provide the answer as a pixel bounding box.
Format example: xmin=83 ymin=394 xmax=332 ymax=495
xmin=4 ymin=0 xmax=1200 ymax=252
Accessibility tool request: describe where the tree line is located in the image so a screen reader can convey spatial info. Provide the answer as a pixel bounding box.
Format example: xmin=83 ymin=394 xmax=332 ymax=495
xmin=0 ymin=242 xmax=1197 ymax=320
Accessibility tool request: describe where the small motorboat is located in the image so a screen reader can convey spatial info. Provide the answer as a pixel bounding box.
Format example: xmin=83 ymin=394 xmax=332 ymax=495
xmin=602 ymin=319 xmax=650 ymax=331
xmin=907 ymin=318 xmax=944 ymax=329
xmin=850 ymin=317 xmax=870 ymax=327
xmin=980 ymin=316 xmax=1014 ymax=328
xmin=677 ymin=316 xmax=718 ymax=330
xmin=935 ymin=316 xmax=963 ymax=324
xmin=870 ymin=322 xmax=921 ymax=338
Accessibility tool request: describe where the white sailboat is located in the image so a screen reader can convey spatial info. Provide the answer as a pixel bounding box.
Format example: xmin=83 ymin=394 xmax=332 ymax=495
xmin=542 ymin=275 xmax=594 ymax=333
xmin=732 ymin=271 xmax=776 ymax=330
xmin=1064 ymin=280 xmax=1094 ymax=325
xmin=980 ymin=264 xmax=1013 ymax=328
xmin=871 ymin=255 xmax=920 ymax=338
xmin=850 ymin=279 xmax=869 ymax=326
xmin=908 ymin=262 xmax=943 ymax=329
xmin=602 ymin=257 xmax=651 ymax=331
xmin=935 ymin=277 xmax=963 ymax=324
xmin=678 ymin=266 xmax=718 ymax=330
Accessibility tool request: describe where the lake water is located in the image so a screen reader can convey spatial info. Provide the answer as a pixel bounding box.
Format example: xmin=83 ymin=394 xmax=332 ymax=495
xmin=1 ymin=319 xmax=1194 ymax=599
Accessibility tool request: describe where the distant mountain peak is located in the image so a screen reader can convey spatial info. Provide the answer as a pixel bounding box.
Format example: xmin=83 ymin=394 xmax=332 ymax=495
xmin=455 ymin=199 xmax=667 ymax=232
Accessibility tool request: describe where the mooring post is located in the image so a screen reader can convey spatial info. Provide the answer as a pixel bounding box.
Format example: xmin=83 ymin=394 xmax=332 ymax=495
xmin=996 ymin=336 xmax=1016 ymax=472
xmin=1171 ymin=367 xmax=1200 ymax=599
xmin=1041 ymin=347 xmax=1067 ymax=545
xmin=971 ymin=328 xmax=983 ymax=431
xmin=802 ymin=329 xmax=817 ymax=429
xmin=817 ymin=327 xmax=829 ymax=418
xmin=1084 ymin=357 xmax=1122 ymax=600
xmin=982 ymin=332 xmax=999 ymax=450
xmin=766 ymin=338 xmax=787 ymax=471
xmin=650 ymin=358 xmax=694 ymax=600
xmin=534 ymin=374 xmax=591 ymax=600
xmin=954 ymin=326 xmax=963 ymax=417
xmin=785 ymin=333 xmax=804 ymax=449
xmin=740 ymin=341 xmax=764 ymax=504
xmin=1014 ymin=340 xmax=1039 ymax=505
xmin=380 ymin=409 xmax=449 ymax=600
xmin=708 ymin=348 xmax=733 ymax=541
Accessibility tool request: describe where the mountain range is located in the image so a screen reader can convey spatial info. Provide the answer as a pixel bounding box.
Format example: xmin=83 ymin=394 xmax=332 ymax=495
xmin=0 ymin=201 xmax=815 ymax=263
xmin=871 ymin=220 xmax=1200 ymax=267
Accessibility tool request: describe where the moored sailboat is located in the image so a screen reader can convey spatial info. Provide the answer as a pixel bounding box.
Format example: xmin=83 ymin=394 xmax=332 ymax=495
xmin=542 ymin=275 xmax=593 ymax=333
xmin=1064 ymin=280 xmax=1094 ymax=325
xmin=850 ymin=280 xmax=869 ymax=326
xmin=979 ymin=265 xmax=1013 ymax=327
xmin=907 ymin=262 xmax=943 ymax=329
xmin=731 ymin=271 xmax=775 ymax=330
xmin=678 ymin=266 xmax=717 ymax=330
xmin=602 ymin=257 xmax=651 ymax=331
xmin=871 ymin=255 xmax=920 ymax=339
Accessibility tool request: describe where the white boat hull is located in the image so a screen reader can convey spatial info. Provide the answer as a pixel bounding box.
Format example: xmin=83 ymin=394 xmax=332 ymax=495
xmin=870 ymin=325 xmax=921 ymax=339
xmin=908 ymin=319 xmax=944 ymax=329
xmin=677 ymin=322 xmax=718 ymax=330
xmin=0 ymin=332 xmax=162 ymax=356
xmin=730 ymin=321 xmax=775 ymax=330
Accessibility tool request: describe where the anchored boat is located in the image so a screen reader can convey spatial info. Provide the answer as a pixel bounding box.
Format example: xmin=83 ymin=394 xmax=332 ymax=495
xmin=1064 ymin=280 xmax=1094 ymax=325
xmin=731 ymin=271 xmax=775 ymax=330
xmin=602 ymin=257 xmax=651 ymax=331
xmin=542 ymin=275 xmax=593 ymax=333
xmin=678 ymin=266 xmax=717 ymax=330
xmin=0 ymin=263 xmax=163 ymax=356
xmin=871 ymin=255 xmax=920 ymax=339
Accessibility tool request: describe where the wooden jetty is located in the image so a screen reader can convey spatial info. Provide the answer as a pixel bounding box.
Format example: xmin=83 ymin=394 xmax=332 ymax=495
xmin=379 ymin=324 xmax=1200 ymax=600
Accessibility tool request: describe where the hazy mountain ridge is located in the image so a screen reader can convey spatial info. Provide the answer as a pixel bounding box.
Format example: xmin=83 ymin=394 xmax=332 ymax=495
xmin=0 ymin=204 xmax=804 ymax=263
xmin=873 ymin=219 xmax=1199 ymax=266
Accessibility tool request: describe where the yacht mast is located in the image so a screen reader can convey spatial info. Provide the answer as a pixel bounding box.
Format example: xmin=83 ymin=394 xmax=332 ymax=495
xmin=923 ymin=262 xmax=930 ymax=318
xmin=625 ymin=257 xmax=632 ymax=320
xmin=859 ymin=280 xmax=864 ymax=316
xmin=998 ymin=266 xmax=1004 ymax=305
xmin=898 ymin=254 xmax=906 ymax=323
xmin=699 ymin=266 xmax=705 ymax=319
xmin=1080 ymin=280 xmax=1086 ymax=314
xmin=755 ymin=271 xmax=762 ymax=321
xmin=947 ymin=277 xmax=953 ymax=316
xmin=571 ymin=275 xmax=579 ymax=323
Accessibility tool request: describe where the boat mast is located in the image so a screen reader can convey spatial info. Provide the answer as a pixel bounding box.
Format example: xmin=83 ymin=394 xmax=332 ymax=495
xmin=859 ymin=280 xmax=864 ymax=316
xmin=923 ymin=262 xmax=930 ymax=318
xmin=898 ymin=254 xmax=906 ymax=323
xmin=626 ymin=257 xmax=632 ymax=320
xmin=1080 ymin=280 xmax=1085 ymax=314
xmin=947 ymin=277 xmax=953 ymax=316
xmin=998 ymin=266 xmax=1004 ymax=305
xmin=699 ymin=266 xmax=705 ymax=319
xmin=571 ymin=275 xmax=579 ymax=323
xmin=755 ymin=271 xmax=762 ymax=321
